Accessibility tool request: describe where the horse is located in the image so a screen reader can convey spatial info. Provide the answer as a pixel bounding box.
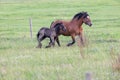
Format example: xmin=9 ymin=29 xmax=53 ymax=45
xmin=36 ymin=23 xmax=66 ymax=48
xmin=50 ymin=11 xmax=92 ymax=46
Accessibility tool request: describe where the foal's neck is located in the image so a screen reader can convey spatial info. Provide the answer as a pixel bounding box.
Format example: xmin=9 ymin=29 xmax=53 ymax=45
xmin=54 ymin=26 xmax=60 ymax=34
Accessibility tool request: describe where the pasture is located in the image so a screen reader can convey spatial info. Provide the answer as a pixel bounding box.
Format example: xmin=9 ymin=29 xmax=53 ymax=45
xmin=0 ymin=0 xmax=120 ymax=80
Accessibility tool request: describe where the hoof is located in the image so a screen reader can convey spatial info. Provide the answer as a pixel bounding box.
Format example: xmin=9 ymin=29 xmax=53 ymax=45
xmin=67 ymin=44 xmax=72 ymax=46
xmin=36 ymin=45 xmax=41 ymax=48
xmin=45 ymin=46 xmax=51 ymax=48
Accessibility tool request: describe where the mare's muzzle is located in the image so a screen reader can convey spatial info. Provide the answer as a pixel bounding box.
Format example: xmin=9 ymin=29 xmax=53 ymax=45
xmin=85 ymin=22 xmax=92 ymax=27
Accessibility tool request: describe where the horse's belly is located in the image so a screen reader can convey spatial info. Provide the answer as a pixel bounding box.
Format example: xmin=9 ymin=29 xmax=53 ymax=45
xmin=62 ymin=34 xmax=71 ymax=36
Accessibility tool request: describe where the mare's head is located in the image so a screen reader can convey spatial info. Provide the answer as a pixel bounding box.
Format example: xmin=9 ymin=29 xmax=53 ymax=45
xmin=73 ymin=12 xmax=92 ymax=27
xmin=53 ymin=23 xmax=66 ymax=33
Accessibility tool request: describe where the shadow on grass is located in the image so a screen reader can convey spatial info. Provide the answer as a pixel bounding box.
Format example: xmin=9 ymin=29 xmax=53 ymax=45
xmin=94 ymin=39 xmax=119 ymax=43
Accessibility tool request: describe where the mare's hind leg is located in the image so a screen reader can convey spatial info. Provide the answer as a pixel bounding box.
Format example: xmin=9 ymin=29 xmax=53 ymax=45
xmin=67 ymin=34 xmax=75 ymax=46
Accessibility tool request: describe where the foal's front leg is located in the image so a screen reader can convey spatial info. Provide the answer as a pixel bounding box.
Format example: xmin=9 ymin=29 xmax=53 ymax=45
xmin=45 ymin=36 xmax=55 ymax=48
xmin=67 ymin=34 xmax=75 ymax=46
xmin=55 ymin=36 xmax=61 ymax=46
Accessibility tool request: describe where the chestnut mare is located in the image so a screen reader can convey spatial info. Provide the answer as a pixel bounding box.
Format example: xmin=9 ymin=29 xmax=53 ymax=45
xmin=50 ymin=12 xmax=92 ymax=46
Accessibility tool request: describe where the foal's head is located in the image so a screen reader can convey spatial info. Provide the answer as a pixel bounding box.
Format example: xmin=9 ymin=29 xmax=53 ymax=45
xmin=53 ymin=23 xmax=66 ymax=33
xmin=73 ymin=12 xmax=92 ymax=27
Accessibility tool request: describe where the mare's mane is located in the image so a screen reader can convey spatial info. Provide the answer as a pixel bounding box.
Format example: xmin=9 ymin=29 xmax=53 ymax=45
xmin=72 ymin=12 xmax=89 ymax=20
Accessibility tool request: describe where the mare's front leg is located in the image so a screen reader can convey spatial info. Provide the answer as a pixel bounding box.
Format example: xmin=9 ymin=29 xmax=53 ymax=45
xmin=67 ymin=34 xmax=75 ymax=46
xmin=79 ymin=32 xmax=85 ymax=46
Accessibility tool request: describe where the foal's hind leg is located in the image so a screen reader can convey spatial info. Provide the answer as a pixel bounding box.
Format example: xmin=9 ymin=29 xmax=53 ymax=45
xmin=36 ymin=35 xmax=46 ymax=48
xmin=36 ymin=43 xmax=42 ymax=48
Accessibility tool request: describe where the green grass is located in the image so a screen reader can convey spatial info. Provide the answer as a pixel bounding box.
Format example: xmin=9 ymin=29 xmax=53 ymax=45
xmin=0 ymin=0 xmax=120 ymax=80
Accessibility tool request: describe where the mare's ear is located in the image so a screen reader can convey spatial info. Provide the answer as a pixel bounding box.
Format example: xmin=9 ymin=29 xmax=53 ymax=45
xmin=83 ymin=12 xmax=88 ymax=18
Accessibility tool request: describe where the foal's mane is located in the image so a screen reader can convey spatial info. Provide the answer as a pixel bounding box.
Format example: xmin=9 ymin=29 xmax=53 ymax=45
xmin=52 ymin=23 xmax=63 ymax=33
xmin=72 ymin=12 xmax=89 ymax=20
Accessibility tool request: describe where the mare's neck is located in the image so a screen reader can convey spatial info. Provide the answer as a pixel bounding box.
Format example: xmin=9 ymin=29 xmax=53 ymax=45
xmin=71 ymin=17 xmax=84 ymax=27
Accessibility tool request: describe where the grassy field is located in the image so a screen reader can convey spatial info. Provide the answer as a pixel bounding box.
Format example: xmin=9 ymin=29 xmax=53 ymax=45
xmin=0 ymin=0 xmax=120 ymax=80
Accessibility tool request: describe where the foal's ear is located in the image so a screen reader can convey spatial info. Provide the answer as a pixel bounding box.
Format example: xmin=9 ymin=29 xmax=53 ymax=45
xmin=57 ymin=22 xmax=62 ymax=25
xmin=82 ymin=11 xmax=87 ymax=14
xmin=54 ymin=22 xmax=63 ymax=27
xmin=50 ymin=21 xmax=54 ymax=28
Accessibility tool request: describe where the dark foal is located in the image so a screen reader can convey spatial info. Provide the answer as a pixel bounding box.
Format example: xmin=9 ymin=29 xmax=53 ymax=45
xmin=36 ymin=23 xmax=66 ymax=48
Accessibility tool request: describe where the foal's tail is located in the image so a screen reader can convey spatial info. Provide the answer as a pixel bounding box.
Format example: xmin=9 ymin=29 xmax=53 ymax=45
xmin=37 ymin=32 xmax=40 ymax=39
